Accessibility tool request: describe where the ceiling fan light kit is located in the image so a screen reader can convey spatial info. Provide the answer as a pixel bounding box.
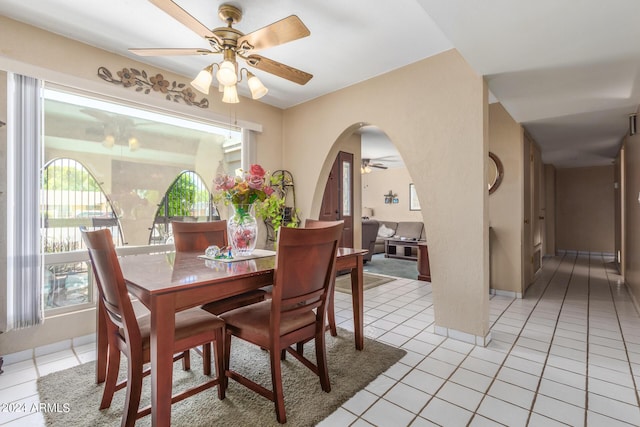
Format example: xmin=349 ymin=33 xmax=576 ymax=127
xmin=222 ymin=84 xmax=240 ymax=104
xmin=131 ymin=1 xmax=312 ymax=104
xmin=190 ymin=64 xmax=214 ymax=94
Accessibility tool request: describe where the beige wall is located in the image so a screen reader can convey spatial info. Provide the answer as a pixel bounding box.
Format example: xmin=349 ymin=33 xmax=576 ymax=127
xmin=0 ymin=17 xmax=285 ymax=354
xmin=488 ymin=103 xmax=524 ymax=294
xmin=624 ymin=129 xmax=640 ymax=308
xmin=556 ymin=166 xmax=615 ymax=253
xmin=362 ymin=168 xmax=424 ymax=223
xmin=544 ymin=164 xmax=557 ymax=256
xmin=283 ymin=49 xmax=491 ymax=340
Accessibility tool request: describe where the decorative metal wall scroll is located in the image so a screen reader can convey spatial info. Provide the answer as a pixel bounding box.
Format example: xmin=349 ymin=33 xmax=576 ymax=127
xmin=97 ymin=66 xmax=209 ymax=108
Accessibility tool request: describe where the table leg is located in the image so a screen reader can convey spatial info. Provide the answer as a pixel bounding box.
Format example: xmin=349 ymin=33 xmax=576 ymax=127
xmin=150 ymin=296 xmax=176 ymax=427
xmin=96 ymin=298 xmax=108 ymax=384
xmin=350 ymin=255 xmax=364 ymax=350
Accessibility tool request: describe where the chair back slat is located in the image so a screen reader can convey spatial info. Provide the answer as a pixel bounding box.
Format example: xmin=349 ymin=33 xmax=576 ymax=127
xmin=272 ymin=221 xmax=343 ymax=322
xmin=171 ymin=220 xmax=228 ymax=252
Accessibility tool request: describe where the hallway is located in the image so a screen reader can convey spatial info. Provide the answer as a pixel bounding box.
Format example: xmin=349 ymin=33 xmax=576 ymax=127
xmin=323 ymin=252 xmax=640 ymax=426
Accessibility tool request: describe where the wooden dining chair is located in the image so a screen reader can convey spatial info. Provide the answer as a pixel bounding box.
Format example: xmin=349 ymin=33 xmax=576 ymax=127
xmin=304 ymin=219 xmax=339 ymax=336
xmin=82 ymin=229 xmax=226 ymax=427
xmin=171 ymin=219 xmax=228 ymax=252
xmin=170 ymin=220 xmax=267 ymax=314
xmin=220 ymin=221 xmax=343 ymax=424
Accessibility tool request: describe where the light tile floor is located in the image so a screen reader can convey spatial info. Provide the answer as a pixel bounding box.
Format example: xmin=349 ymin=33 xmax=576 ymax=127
xmin=2 ymin=252 xmax=640 ymax=426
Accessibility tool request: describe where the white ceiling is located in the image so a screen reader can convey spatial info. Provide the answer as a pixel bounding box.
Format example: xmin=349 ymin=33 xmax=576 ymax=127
xmin=1 ymin=0 xmax=639 ymax=168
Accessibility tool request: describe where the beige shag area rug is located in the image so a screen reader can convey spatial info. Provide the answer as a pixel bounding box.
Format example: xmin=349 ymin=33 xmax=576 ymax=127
xmin=335 ymin=272 xmax=395 ymax=294
xmin=37 ymin=328 xmax=405 ymax=426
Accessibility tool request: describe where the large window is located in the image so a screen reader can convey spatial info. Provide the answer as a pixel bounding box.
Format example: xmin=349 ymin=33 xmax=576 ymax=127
xmin=42 ymin=87 xmax=242 ymax=312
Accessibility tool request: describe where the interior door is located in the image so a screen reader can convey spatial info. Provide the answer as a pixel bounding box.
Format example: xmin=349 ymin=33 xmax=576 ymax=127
xmin=319 ymin=151 xmax=354 ymax=247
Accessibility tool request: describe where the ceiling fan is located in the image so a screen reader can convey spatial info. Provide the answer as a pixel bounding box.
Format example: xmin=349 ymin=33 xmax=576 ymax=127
xmin=361 ymin=158 xmax=388 ymax=174
xmin=82 ymin=109 xmax=142 ymax=151
xmin=129 ymin=0 xmax=313 ymax=103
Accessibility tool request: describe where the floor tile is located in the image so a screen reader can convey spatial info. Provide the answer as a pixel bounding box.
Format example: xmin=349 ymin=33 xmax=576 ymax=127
xmin=402 ymin=369 xmax=446 ymax=395
xmin=588 ymin=364 xmax=635 ymax=389
xmin=459 ymin=356 xmax=500 ymax=378
xmin=527 ymin=413 xmax=568 ymax=427
xmin=588 ymin=377 xmax=637 ymax=405
xmin=538 ymin=378 xmax=585 ymax=407
xmin=384 ymin=382 xmax=432 ymax=414
xmin=487 ymin=379 xmax=534 ymax=409
xmin=361 ymin=397 xmax=415 ymax=427
xmin=435 ymin=381 xmax=484 ymax=411
xmin=449 ymin=368 xmax=493 ymax=393
xmin=468 ymin=414 xmax=506 ymax=426
xmin=317 ymin=407 xmax=358 ymax=427
xmin=342 ymin=389 xmax=378 ymax=416
xmin=419 ymin=397 xmax=473 ymax=426
xmin=586 ymin=410 xmax=639 ymax=427
xmin=428 ymin=347 xmax=467 ymax=366
xmin=415 ymin=357 xmax=457 ymax=379
xmin=496 ymin=366 xmax=540 ymax=391
xmin=542 ymin=364 xmax=586 ymax=390
xmin=409 ymin=416 xmax=439 ymax=427
xmin=532 ymin=394 xmax=585 ymax=425
xmin=588 ymin=392 xmax=640 ymax=425
xmin=476 ymin=395 xmax=529 ymax=427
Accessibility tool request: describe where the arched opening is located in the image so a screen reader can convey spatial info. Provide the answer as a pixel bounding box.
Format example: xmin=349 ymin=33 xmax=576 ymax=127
xmin=42 ymin=157 xmax=122 ymax=308
xmin=149 ymin=170 xmax=218 ymax=245
xmin=314 ymin=123 xmax=425 ymax=280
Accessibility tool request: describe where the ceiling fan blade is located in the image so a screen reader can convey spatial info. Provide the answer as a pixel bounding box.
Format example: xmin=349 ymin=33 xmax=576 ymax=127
xmin=149 ymin=0 xmax=222 ymax=45
xmin=237 ymin=15 xmax=310 ymax=52
xmin=245 ymin=54 xmax=312 ymax=85
xmin=371 ymin=164 xmax=388 ymax=169
xmin=80 ymin=109 xmax=113 ymax=123
xmin=129 ymin=48 xmax=216 ymax=56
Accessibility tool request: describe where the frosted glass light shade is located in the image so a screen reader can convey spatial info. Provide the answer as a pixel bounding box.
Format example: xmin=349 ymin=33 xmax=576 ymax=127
xmin=102 ymin=134 xmax=115 ymax=148
xmin=128 ymin=137 xmax=140 ymax=151
xmin=247 ymin=73 xmax=268 ymax=99
xmin=222 ymin=85 xmax=239 ymax=103
xmin=190 ymin=66 xmax=213 ymax=94
xmin=216 ymin=61 xmax=237 ymax=86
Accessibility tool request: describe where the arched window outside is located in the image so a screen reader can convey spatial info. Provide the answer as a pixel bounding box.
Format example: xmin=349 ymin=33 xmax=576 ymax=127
xmin=149 ymin=170 xmax=219 ymax=245
xmin=42 ymin=158 xmax=122 ymax=309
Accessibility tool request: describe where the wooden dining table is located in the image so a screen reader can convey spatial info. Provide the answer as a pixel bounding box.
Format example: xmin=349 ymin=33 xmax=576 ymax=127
xmin=95 ymin=247 xmax=367 ymax=427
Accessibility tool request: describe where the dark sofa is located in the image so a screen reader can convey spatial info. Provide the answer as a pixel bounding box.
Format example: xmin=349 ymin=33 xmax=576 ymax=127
xmin=361 ymin=219 xmax=380 ymax=263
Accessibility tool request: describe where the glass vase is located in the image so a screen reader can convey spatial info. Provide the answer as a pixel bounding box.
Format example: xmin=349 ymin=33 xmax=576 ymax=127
xmin=227 ymin=204 xmax=258 ymax=256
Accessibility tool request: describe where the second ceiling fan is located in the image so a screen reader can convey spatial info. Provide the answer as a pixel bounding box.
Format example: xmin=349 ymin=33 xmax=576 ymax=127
xmin=129 ymin=0 xmax=313 ymax=102
xmin=361 ymin=158 xmax=388 ymax=174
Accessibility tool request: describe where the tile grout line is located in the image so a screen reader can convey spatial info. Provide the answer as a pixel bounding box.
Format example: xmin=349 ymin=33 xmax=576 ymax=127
xmin=600 ymin=253 xmax=640 ymax=410
xmin=522 ymin=251 xmax=578 ymax=427
xmin=463 ymin=252 xmax=567 ymax=427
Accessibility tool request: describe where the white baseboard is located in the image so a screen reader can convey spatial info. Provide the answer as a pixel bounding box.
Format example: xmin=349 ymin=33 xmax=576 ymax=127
xmin=434 ymin=325 xmax=492 ymax=347
xmin=490 ymin=288 xmax=522 ymax=299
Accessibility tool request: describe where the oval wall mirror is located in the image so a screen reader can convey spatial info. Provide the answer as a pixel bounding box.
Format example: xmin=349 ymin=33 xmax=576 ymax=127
xmin=488 ymin=152 xmax=504 ymax=194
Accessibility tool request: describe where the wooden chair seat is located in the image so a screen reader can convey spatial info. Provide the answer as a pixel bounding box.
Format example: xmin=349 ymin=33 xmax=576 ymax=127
xmin=201 ymin=290 xmax=267 ymax=315
xmin=132 ymin=308 xmax=225 ymax=351
xmin=220 ymin=300 xmax=315 ymax=342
